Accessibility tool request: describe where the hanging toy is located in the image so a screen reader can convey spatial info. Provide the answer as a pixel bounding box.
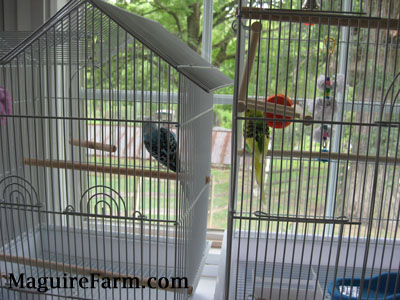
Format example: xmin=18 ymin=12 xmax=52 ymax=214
xmin=307 ymin=38 xmax=345 ymax=147
xmin=310 ymin=74 xmax=345 ymax=143
xmin=319 ymin=124 xmax=330 ymax=162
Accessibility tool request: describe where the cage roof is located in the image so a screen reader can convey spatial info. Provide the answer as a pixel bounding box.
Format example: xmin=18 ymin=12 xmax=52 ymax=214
xmin=0 ymin=0 xmax=233 ymax=93
xmin=0 ymin=32 xmax=32 ymax=61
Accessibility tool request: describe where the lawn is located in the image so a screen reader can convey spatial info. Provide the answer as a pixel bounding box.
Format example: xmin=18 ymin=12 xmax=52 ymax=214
xmin=81 ymin=153 xmax=399 ymax=239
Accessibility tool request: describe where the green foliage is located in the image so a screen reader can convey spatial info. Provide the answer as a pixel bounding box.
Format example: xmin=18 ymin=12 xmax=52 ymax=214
xmin=108 ymin=0 xmax=238 ymax=128
xmin=111 ymin=0 xmax=236 ymax=86
xmin=214 ymin=104 xmax=233 ymax=129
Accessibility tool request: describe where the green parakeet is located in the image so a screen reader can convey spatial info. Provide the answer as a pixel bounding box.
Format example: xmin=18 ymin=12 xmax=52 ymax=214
xmin=244 ymin=110 xmax=270 ymax=204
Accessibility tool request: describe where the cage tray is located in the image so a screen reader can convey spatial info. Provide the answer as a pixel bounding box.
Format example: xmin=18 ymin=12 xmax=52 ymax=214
xmin=0 ymin=225 xmax=206 ymax=299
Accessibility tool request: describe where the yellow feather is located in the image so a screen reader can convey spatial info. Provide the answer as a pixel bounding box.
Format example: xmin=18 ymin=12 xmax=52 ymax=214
xmin=246 ymin=136 xmax=270 ymax=203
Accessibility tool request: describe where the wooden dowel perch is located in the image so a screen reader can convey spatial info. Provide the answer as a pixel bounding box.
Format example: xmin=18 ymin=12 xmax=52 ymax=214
xmin=24 ymin=158 xmax=180 ymax=180
xmin=238 ymin=98 xmax=312 ymax=124
xmin=293 ymin=104 xmax=313 ymax=125
xmin=69 ymin=139 xmax=117 ymax=153
xmin=238 ymin=22 xmax=262 ymax=105
xmin=241 ymin=7 xmax=400 ymax=30
xmin=24 ymin=158 xmax=211 ymax=184
xmin=237 ymin=21 xmax=312 ymax=123
xmin=238 ymin=97 xmax=298 ymax=118
xmin=0 ymin=253 xmax=193 ymax=295
xmin=238 ymin=149 xmax=399 ymax=164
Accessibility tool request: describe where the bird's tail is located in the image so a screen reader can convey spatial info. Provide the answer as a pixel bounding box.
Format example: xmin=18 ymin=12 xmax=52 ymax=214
xmin=245 ymin=137 xmax=269 ymax=205
xmin=254 ymin=157 xmax=266 ymax=204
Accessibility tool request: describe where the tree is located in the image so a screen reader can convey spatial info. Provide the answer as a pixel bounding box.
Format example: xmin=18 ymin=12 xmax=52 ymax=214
xmin=113 ymin=0 xmax=236 ymax=78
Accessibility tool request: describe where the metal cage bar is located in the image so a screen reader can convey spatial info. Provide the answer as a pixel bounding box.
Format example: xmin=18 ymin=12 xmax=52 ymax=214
xmin=226 ymin=0 xmax=400 ymax=299
xmin=0 ymin=1 xmax=231 ymax=299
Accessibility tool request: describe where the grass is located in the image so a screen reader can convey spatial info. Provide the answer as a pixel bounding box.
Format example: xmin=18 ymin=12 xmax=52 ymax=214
xmin=81 ymin=153 xmax=399 ymax=239
xmin=85 ymin=156 xmax=178 ymax=220
xmin=208 ymin=168 xmax=231 ymax=229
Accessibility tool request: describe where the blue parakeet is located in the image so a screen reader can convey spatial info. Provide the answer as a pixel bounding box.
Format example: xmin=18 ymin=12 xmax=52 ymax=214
xmin=142 ymin=121 xmax=180 ymax=172
xmin=244 ymin=110 xmax=270 ymax=203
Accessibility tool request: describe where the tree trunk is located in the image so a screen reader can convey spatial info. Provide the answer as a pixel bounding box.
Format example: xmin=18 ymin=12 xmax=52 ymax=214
xmin=187 ymin=2 xmax=201 ymax=53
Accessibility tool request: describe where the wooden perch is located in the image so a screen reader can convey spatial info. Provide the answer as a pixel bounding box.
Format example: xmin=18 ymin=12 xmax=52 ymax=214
xmin=238 ymin=98 xmax=297 ymax=117
xmin=69 ymin=139 xmax=117 ymax=153
xmin=0 ymin=253 xmax=192 ymax=295
xmin=238 ymin=22 xmax=262 ymax=105
xmin=241 ymin=7 xmax=400 ymax=30
xmin=24 ymin=158 xmax=180 ymax=180
xmin=237 ymin=21 xmax=313 ymax=123
xmin=238 ymin=97 xmax=313 ymax=125
xmin=238 ymin=149 xmax=399 ymax=164
xmin=24 ymin=158 xmax=210 ymax=184
xmin=293 ymin=104 xmax=313 ymax=125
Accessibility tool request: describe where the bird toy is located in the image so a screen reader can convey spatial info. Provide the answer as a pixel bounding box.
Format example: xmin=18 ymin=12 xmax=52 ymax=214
xmin=321 ymin=75 xmax=332 ymax=158
xmin=307 ymin=37 xmax=344 ymax=160
xmin=265 ymin=94 xmax=294 ymax=129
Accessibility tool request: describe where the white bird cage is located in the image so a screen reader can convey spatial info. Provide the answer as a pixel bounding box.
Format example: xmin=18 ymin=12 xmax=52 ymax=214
xmin=221 ymin=0 xmax=400 ymax=299
xmin=0 ymin=1 xmax=232 ymax=299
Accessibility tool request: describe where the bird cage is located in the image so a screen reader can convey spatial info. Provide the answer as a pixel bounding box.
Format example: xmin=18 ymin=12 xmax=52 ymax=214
xmin=0 ymin=0 xmax=232 ymax=299
xmin=222 ymin=0 xmax=400 ymax=299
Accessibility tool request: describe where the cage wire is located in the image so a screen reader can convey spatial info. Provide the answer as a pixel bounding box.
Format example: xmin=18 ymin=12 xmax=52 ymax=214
xmin=225 ymin=0 xmax=400 ymax=299
xmin=0 ymin=0 xmax=232 ymax=299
